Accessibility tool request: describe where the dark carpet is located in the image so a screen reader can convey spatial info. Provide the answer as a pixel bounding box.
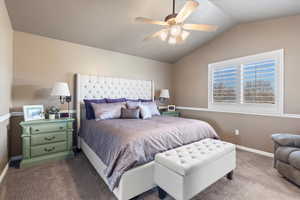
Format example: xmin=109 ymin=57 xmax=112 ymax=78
xmin=0 ymin=150 xmax=299 ymax=200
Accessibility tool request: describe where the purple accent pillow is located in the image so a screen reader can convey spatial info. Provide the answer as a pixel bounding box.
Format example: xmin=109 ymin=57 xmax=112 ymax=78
xmin=106 ymin=98 xmax=126 ymax=103
xmin=126 ymin=99 xmax=140 ymax=102
xmin=84 ymin=99 xmax=106 ymax=120
xmin=139 ymin=99 xmax=153 ymax=102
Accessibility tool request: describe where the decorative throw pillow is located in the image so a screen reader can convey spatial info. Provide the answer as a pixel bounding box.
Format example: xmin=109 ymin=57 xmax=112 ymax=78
xmin=91 ymin=102 xmax=125 ymax=120
xmin=126 ymin=99 xmax=140 ymax=102
xmin=121 ymin=108 xmax=140 ymax=119
xmin=141 ymin=102 xmax=160 ymax=116
xmin=126 ymin=101 xmax=141 ymax=109
xmin=84 ymin=99 xmax=106 ymax=120
xmin=139 ymin=99 xmax=153 ymax=102
xmin=105 ymin=98 xmax=127 ymax=103
xmin=139 ymin=105 xmax=152 ymax=120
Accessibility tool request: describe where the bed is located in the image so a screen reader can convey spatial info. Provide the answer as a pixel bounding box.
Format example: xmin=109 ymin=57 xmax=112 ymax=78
xmin=75 ymin=74 xmax=218 ymax=200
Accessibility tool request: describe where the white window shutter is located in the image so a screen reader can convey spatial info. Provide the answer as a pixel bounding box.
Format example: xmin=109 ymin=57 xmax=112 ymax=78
xmin=212 ymin=66 xmax=240 ymax=103
xmin=243 ymin=60 xmax=276 ymax=104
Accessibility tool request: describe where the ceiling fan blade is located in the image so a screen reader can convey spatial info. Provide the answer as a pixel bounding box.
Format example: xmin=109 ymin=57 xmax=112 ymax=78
xmin=144 ymin=29 xmax=167 ymax=41
xmin=183 ymin=24 xmax=218 ymax=32
xmin=135 ymin=17 xmax=168 ymax=26
xmin=175 ymin=0 xmax=199 ymax=23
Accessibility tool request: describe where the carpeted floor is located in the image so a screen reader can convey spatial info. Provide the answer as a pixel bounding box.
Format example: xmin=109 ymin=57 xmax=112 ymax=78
xmin=0 ymin=150 xmax=299 ymax=200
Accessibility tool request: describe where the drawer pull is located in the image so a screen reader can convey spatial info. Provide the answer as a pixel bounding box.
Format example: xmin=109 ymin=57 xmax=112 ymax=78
xmin=35 ymin=129 xmax=40 ymax=132
xmin=44 ymin=136 xmax=56 ymax=141
xmin=44 ymin=147 xmax=55 ymax=152
xmin=59 ymin=127 xmax=64 ymax=130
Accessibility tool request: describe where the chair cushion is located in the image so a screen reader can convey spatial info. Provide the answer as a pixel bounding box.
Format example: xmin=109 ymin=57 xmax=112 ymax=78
xmin=272 ymin=134 xmax=300 ymax=148
xmin=289 ymin=151 xmax=300 ymax=170
xmin=275 ymin=147 xmax=299 ymax=164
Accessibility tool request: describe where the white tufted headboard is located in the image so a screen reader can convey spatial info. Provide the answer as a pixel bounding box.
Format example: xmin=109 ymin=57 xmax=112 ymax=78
xmin=75 ymin=73 xmax=155 ymax=132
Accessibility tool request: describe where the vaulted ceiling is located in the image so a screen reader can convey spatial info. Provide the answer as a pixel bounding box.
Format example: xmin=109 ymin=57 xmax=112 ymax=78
xmin=5 ymin=0 xmax=300 ymax=63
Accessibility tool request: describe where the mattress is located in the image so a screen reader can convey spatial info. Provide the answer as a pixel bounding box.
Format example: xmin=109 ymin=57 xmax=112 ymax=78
xmin=79 ymin=116 xmax=219 ymax=189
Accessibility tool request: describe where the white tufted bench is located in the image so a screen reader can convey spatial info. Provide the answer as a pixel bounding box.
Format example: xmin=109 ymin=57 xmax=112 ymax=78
xmin=154 ymin=138 xmax=236 ymax=200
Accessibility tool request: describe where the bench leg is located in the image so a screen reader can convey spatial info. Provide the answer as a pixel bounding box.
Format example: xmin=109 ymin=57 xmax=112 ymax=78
xmin=158 ymin=187 xmax=167 ymax=199
xmin=227 ymin=170 xmax=234 ymax=180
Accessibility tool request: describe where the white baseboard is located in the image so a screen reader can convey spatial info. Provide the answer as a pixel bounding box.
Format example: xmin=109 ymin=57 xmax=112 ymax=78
xmin=0 ymin=163 xmax=9 ymax=184
xmin=236 ymin=145 xmax=274 ymax=158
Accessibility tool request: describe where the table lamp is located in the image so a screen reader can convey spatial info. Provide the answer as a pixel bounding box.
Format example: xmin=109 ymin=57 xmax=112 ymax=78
xmin=51 ymin=82 xmax=71 ymax=118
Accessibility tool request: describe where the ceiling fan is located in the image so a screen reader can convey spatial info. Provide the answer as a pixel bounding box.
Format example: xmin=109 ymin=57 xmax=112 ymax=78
xmin=135 ymin=0 xmax=218 ymax=45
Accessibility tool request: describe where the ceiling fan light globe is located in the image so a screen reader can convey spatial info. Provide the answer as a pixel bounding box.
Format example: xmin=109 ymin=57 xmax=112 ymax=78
xmin=181 ymin=31 xmax=190 ymax=40
xmin=170 ymin=25 xmax=182 ymax=37
xmin=168 ymin=36 xmax=177 ymax=45
xmin=160 ymin=30 xmax=168 ymax=41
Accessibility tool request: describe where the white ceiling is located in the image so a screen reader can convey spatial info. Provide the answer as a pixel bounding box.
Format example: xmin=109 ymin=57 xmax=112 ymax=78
xmin=5 ymin=0 xmax=300 ymax=63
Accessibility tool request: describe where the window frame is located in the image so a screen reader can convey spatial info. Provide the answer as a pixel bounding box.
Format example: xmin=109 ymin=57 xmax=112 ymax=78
xmin=208 ymin=49 xmax=284 ymax=115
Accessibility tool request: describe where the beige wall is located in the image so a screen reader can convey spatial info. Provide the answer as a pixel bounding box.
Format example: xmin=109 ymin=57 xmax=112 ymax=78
xmin=10 ymin=31 xmax=173 ymax=156
xmin=173 ymin=15 xmax=300 ymax=152
xmin=0 ymin=0 xmax=13 ymax=172
xmin=12 ymin=31 xmax=173 ymax=110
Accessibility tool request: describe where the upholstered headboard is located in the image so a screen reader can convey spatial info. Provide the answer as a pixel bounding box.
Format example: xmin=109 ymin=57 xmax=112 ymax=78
xmin=75 ymin=73 xmax=155 ymax=132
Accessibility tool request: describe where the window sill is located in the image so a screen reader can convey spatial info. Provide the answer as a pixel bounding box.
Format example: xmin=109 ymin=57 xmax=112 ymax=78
xmin=176 ymin=106 xmax=300 ymax=119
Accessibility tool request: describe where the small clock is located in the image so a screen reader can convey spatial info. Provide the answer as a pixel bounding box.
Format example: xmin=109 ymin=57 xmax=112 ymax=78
xmin=167 ymin=105 xmax=176 ymax=112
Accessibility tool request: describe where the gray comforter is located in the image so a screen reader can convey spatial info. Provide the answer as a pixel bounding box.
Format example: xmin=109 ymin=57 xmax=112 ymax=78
xmin=80 ymin=116 xmax=219 ymax=190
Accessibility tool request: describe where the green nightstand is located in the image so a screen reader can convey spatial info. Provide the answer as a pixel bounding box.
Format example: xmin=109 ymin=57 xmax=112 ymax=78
xmin=161 ymin=111 xmax=180 ymax=117
xmin=20 ymin=118 xmax=75 ymax=168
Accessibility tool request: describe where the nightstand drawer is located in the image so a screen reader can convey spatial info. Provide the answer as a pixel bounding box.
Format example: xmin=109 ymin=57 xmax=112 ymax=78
xmin=31 ymin=123 xmax=66 ymax=134
xmin=161 ymin=111 xmax=180 ymax=117
xmin=31 ymin=132 xmax=67 ymax=146
xmin=31 ymin=142 xmax=67 ymax=157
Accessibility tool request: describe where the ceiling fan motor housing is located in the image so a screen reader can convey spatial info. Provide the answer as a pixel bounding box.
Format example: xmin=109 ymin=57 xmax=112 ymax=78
xmin=165 ymin=13 xmax=178 ymax=24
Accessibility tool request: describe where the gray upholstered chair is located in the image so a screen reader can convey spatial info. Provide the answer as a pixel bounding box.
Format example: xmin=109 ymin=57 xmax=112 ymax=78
xmin=272 ymin=134 xmax=300 ymax=186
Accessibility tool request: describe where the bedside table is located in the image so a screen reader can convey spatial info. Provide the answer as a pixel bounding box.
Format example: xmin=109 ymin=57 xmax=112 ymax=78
xmin=20 ymin=118 xmax=75 ymax=168
xmin=161 ymin=111 xmax=180 ymax=117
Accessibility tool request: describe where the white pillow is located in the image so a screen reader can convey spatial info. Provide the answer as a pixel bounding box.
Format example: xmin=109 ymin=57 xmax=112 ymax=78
xmin=140 ymin=105 xmax=152 ymax=119
xmin=141 ymin=102 xmax=160 ymax=116
xmin=91 ymin=102 xmax=125 ymax=120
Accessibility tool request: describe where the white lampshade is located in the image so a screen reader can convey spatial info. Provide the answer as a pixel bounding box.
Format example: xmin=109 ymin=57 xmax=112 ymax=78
xmin=51 ymin=82 xmax=70 ymax=96
xmin=160 ymin=89 xmax=170 ymax=99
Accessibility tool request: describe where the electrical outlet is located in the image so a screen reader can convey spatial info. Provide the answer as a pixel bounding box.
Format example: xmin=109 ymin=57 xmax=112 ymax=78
xmin=234 ymin=129 xmax=240 ymax=136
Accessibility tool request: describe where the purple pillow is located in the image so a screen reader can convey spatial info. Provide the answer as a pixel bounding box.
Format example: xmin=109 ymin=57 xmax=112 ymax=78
xmin=139 ymin=99 xmax=153 ymax=102
xmin=106 ymin=98 xmax=126 ymax=103
xmin=84 ymin=99 xmax=106 ymax=120
xmin=126 ymin=99 xmax=140 ymax=102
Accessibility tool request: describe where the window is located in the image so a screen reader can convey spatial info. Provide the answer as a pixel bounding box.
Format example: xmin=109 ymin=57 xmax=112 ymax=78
xmin=208 ymin=50 xmax=284 ymax=115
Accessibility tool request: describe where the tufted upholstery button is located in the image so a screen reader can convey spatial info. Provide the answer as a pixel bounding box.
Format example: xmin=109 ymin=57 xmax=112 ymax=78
xmin=180 ymin=160 xmax=186 ymax=164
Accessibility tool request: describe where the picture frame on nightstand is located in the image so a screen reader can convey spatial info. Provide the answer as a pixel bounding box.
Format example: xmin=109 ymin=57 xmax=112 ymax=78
xmin=23 ymin=105 xmax=45 ymax=121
